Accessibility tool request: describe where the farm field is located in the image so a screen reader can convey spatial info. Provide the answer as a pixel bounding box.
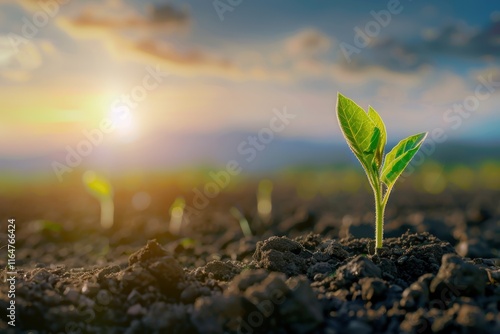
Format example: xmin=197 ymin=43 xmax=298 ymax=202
xmin=1 ymin=169 xmax=499 ymax=333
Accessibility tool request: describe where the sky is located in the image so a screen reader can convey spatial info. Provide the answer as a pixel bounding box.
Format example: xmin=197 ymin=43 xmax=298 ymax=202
xmin=0 ymin=0 xmax=499 ymax=163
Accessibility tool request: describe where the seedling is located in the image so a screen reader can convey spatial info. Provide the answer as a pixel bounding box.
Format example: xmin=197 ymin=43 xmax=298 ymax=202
xmin=34 ymin=220 xmax=63 ymax=233
xmin=336 ymin=93 xmax=427 ymax=253
xmin=82 ymin=171 xmax=114 ymax=229
xmin=179 ymin=237 xmax=196 ymax=248
xmin=169 ymin=197 xmax=186 ymax=236
xmin=230 ymin=206 xmax=253 ymax=238
xmin=257 ymin=179 xmax=273 ymax=223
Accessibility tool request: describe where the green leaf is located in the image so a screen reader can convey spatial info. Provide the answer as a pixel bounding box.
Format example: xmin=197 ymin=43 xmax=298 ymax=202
xmin=336 ymin=93 xmax=377 ymax=172
xmin=364 ymin=126 xmax=381 ymax=155
xmin=365 ymin=126 xmax=382 ymax=173
xmin=381 ymin=132 xmax=427 ymax=187
xmin=82 ymin=171 xmax=113 ymax=200
xmin=179 ymin=238 xmax=196 ymax=248
xmin=36 ymin=220 xmax=63 ymax=233
xmin=368 ymin=106 xmax=387 ymax=168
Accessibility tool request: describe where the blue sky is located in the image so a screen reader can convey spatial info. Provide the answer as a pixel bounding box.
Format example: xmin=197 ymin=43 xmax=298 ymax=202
xmin=0 ymin=0 xmax=499 ymax=160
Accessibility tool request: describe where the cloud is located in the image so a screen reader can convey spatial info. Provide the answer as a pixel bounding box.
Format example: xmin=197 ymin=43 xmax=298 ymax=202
xmin=120 ymin=38 xmax=237 ymax=75
xmin=344 ymin=20 xmax=500 ymax=73
xmin=0 ymin=35 xmax=48 ymax=82
xmin=420 ymin=72 xmax=470 ymax=105
xmin=1 ymin=0 xmax=188 ymax=28
xmin=263 ymin=28 xmax=431 ymax=87
xmin=0 ymin=69 xmax=32 ymax=82
xmin=56 ymin=1 xmax=248 ymax=79
xmin=58 ymin=1 xmax=189 ymax=34
xmin=55 ymin=1 xmax=296 ymax=82
xmin=0 ymin=0 xmax=68 ymax=12
xmin=281 ymin=28 xmax=426 ymax=86
xmin=285 ymin=28 xmax=333 ymax=57
xmin=122 ymin=38 xmax=293 ymax=82
xmin=331 ymin=61 xmax=430 ymax=87
xmin=280 ymin=28 xmax=430 ymax=87
xmin=470 ymin=66 xmax=500 ymax=94
xmin=357 ymin=38 xmax=428 ymax=72
xmin=423 ymin=21 xmax=500 ymax=58
xmin=146 ymin=3 xmax=188 ymax=26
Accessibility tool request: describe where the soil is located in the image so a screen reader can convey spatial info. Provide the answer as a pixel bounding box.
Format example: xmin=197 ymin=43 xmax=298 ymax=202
xmin=1 ymin=184 xmax=499 ymax=333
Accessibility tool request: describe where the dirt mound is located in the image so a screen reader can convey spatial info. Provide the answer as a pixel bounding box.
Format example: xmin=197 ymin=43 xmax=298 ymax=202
xmin=2 ymin=232 xmax=499 ymax=333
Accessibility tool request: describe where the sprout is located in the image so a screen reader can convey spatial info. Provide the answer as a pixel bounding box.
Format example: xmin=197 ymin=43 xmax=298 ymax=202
xmin=169 ymin=197 xmax=185 ymax=236
xmin=34 ymin=220 xmax=63 ymax=233
xmin=179 ymin=237 xmax=196 ymax=248
xmin=82 ymin=171 xmax=114 ymax=229
xmin=230 ymin=206 xmax=253 ymax=238
xmin=336 ymin=93 xmax=427 ymax=253
xmin=257 ymin=179 xmax=273 ymax=223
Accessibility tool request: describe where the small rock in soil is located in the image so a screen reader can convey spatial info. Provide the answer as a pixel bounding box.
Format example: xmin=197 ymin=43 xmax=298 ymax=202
xmin=337 ymin=255 xmax=382 ymax=283
xmin=143 ymin=302 xmax=193 ymax=332
xmin=487 ymin=269 xmax=500 ymax=284
xmin=191 ymin=295 xmax=243 ymax=334
xmin=227 ymin=269 xmax=269 ymax=293
xmin=243 ymin=271 xmax=290 ymax=305
xmin=128 ymin=239 xmax=169 ymax=266
xmin=127 ymin=303 xmax=147 ymax=317
xmin=148 ymin=256 xmax=185 ymax=295
xmin=294 ymin=233 xmax=323 ymax=251
xmin=456 ymin=304 xmax=488 ymax=333
xmin=430 ymin=254 xmax=488 ymax=298
xmin=323 ymin=240 xmax=350 ymax=260
xmin=456 ymin=238 xmax=494 ymax=258
xmin=281 ymin=276 xmax=324 ymax=333
xmin=202 ymin=260 xmax=241 ymax=281
xmin=308 ymin=262 xmax=334 ymax=278
xmin=360 ymin=277 xmax=387 ymax=302
xmin=118 ymin=263 xmax=157 ymax=293
xmin=253 ymin=236 xmax=310 ymax=276
xmin=400 ymin=280 xmax=429 ymax=311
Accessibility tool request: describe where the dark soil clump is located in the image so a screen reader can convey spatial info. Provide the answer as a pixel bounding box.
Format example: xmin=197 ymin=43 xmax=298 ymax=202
xmin=2 ymin=231 xmax=499 ymax=333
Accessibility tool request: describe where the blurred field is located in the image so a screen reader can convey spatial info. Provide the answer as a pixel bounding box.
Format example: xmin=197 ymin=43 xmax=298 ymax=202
xmin=1 ymin=159 xmax=499 ymax=253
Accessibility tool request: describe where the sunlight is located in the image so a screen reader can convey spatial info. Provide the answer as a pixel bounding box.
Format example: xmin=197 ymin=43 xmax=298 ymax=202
xmin=108 ymin=106 xmax=139 ymax=142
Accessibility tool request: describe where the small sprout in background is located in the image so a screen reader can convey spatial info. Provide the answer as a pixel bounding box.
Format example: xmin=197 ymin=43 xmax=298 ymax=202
xmin=336 ymin=93 xmax=427 ymax=253
xmin=179 ymin=237 xmax=196 ymax=249
xmin=82 ymin=171 xmax=114 ymax=229
xmin=30 ymin=220 xmax=64 ymax=240
xmin=230 ymin=206 xmax=253 ymax=238
xmin=257 ymin=179 xmax=273 ymax=223
xmin=169 ymin=197 xmax=185 ymax=236
xmin=34 ymin=220 xmax=63 ymax=233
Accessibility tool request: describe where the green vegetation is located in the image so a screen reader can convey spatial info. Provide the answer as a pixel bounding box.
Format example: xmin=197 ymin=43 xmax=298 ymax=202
xmin=230 ymin=206 xmax=253 ymax=237
xmin=257 ymin=179 xmax=273 ymax=223
xmin=169 ymin=197 xmax=186 ymax=236
xmin=82 ymin=171 xmax=114 ymax=229
xmin=336 ymin=93 xmax=427 ymax=253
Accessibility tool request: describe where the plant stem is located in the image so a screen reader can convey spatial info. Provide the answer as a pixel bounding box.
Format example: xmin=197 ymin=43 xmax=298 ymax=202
xmin=374 ymin=182 xmax=384 ymax=253
xmin=100 ymin=198 xmax=114 ymax=229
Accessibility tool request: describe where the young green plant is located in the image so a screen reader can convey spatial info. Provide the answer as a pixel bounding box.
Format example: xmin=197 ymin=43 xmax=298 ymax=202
xmin=169 ymin=197 xmax=186 ymax=236
xmin=82 ymin=171 xmax=114 ymax=229
xmin=257 ymin=179 xmax=273 ymax=223
xmin=336 ymin=93 xmax=427 ymax=253
xmin=230 ymin=206 xmax=253 ymax=238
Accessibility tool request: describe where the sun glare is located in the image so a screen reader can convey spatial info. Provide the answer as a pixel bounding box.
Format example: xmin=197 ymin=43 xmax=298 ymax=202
xmin=108 ymin=106 xmax=139 ymax=142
